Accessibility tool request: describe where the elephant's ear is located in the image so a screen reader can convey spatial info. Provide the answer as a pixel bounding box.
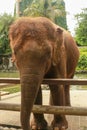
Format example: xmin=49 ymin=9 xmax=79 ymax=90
xmin=53 ymin=27 xmax=64 ymax=66
xmin=57 ymin=27 xmax=63 ymax=33
xmin=56 ymin=27 xmax=63 ymax=46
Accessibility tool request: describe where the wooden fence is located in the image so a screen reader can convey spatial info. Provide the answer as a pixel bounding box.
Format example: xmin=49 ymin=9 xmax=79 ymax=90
xmin=0 ymin=78 xmax=87 ymax=116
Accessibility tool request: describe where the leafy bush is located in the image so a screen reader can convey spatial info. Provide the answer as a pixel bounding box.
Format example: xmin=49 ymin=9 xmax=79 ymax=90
xmin=78 ymin=54 xmax=87 ymax=70
xmin=76 ymin=47 xmax=87 ymax=71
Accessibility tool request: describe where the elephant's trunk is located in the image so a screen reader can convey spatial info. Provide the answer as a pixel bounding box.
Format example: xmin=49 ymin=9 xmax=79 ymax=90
xmin=20 ymin=68 xmax=44 ymax=130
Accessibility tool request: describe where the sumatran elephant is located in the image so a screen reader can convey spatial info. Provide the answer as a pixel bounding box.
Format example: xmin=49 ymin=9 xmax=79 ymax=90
xmin=9 ymin=17 xmax=79 ymax=130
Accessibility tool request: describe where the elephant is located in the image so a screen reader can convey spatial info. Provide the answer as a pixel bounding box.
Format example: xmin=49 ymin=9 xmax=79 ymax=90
xmin=9 ymin=17 xmax=79 ymax=130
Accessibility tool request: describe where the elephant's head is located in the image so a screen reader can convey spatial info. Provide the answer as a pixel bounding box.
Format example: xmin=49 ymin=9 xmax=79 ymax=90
xmin=9 ymin=17 xmax=63 ymax=130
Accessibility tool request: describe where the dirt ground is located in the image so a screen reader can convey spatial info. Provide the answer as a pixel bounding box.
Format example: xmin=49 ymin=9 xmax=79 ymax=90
xmin=0 ymin=90 xmax=87 ymax=130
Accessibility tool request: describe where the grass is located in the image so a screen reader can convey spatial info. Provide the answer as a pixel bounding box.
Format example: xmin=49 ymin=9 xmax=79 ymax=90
xmin=2 ymin=84 xmax=21 ymax=94
xmin=0 ymin=71 xmax=19 ymax=78
xmin=0 ymin=71 xmax=20 ymax=94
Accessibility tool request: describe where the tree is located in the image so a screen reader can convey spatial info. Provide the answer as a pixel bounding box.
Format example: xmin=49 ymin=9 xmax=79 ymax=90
xmin=19 ymin=0 xmax=33 ymax=15
xmin=0 ymin=13 xmax=14 ymax=54
xmin=75 ymin=8 xmax=87 ymax=46
xmin=53 ymin=0 xmax=67 ymax=29
xmin=14 ymin=0 xmax=33 ymax=16
xmin=21 ymin=0 xmax=67 ymax=29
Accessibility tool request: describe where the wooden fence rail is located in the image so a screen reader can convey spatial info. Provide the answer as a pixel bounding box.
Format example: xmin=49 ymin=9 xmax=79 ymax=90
xmin=0 ymin=78 xmax=87 ymax=116
xmin=1 ymin=103 xmax=87 ymax=116
xmin=0 ymin=78 xmax=87 ymax=86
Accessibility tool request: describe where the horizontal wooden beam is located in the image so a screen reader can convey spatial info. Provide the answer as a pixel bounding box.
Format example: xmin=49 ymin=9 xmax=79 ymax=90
xmin=0 ymin=78 xmax=20 ymax=84
xmin=0 ymin=102 xmax=87 ymax=116
xmin=43 ymin=78 xmax=87 ymax=85
xmin=0 ymin=78 xmax=87 ymax=85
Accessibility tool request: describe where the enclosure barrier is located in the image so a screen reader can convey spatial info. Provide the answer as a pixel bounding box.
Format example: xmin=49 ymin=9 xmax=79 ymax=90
xmin=0 ymin=78 xmax=87 ymax=116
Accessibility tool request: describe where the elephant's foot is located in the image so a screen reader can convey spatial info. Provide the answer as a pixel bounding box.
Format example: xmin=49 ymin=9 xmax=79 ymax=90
xmin=30 ymin=118 xmax=48 ymax=130
xmin=51 ymin=116 xmax=68 ymax=130
xmin=65 ymin=100 xmax=71 ymax=106
xmin=65 ymin=102 xmax=71 ymax=106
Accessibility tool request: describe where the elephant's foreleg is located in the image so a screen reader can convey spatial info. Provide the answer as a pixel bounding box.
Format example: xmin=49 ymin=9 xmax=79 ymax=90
xmin=31 ymin=86 xmax=48 ymax=130
xmin=49 ymin=85 xmax=68 ymax=130
xmin=64 ymin=85 xmax=71 ymax=106
xmin=65 ymin=74 xmax=74 ymax=106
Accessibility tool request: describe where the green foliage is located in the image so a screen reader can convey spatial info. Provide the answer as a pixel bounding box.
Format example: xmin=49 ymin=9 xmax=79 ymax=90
xmin=79 ymin=47 xmax=87 ymax=54
xmin=22 ymin=0 xmax=67 ymax=29
xmin=19 ymin=0 xmax=33 ymax=16
xmin=78 ymin=54 xmax=87 ymax=70
xmin=53 ymin=0 xmax=67 ymax=29
xmin=75 ymin=8 xmax=87 ymax=46
xmin=24 ymin=0 xmax=46 ymax=17
xmin=0 ymin=13 xmax=14 ymax=55
xmin=77 ymin=47 xmax=87 ymax=71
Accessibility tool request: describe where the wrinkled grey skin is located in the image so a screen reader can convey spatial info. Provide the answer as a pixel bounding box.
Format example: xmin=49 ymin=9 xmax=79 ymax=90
xmin=9 ymin=17 xmax=79 ymax=130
